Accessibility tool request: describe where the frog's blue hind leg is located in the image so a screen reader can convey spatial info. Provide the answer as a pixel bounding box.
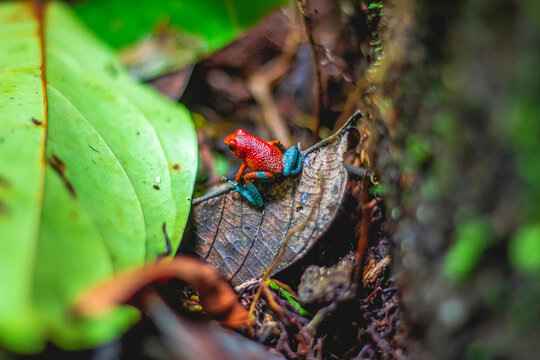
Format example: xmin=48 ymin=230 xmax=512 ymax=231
xmin=282 ymin=142 xmax=305 ymax=176
xmin=224 ymin=178 xmax=264 ymax=208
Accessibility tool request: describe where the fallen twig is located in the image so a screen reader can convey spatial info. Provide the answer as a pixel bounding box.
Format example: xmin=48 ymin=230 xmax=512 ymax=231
xmin=362 ymin=255 xmax=391 ymax=287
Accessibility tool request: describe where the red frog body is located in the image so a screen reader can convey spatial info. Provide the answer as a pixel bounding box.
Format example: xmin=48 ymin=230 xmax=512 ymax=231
xmin=225 ymin=129 xmax=284 ymax=183
xmin=223 ymin=129 xmax=304 ymax=207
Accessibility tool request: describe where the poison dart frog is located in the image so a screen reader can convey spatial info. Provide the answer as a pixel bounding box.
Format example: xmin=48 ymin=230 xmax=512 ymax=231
xmin=224 ymin=129 xmax=304 ymax=207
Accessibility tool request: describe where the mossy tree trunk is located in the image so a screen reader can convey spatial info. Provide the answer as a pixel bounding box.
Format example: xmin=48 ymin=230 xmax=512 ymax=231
xmin=373 ymin=0 xmax=540 ymax=358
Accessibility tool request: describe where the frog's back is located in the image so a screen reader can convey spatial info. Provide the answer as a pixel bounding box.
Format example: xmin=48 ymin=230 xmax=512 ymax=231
xmin=235 ymin=133 xmax=283 ymax=173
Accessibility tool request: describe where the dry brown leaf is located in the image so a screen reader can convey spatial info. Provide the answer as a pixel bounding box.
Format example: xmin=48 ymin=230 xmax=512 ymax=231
xmin=187 ymin=112 xmax=362 ymax=285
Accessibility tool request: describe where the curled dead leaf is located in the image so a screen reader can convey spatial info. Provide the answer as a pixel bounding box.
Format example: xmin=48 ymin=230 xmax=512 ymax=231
xmin=75 ymin=255 xmax=248 ymax=329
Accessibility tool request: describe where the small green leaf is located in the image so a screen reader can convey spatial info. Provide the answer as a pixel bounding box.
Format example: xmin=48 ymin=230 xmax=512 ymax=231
xmin=268 ymin=281 xmax=311 ymax=317
xmin=0 ymin=2 xmax=197 ymax=352
xmin=75 ymin=0 xmax=292 ymax=78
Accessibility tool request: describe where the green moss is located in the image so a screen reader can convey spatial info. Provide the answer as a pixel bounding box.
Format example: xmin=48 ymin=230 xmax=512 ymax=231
xmin=432 ymin=111 xmax=460 ymax=143
xmin=368 ymin=2 xmax=383 ymax=10
xmin=370 ymin=184 xmax=388 ymax=195
xmin=420 ymin=179 xmax=439 ymax=199
xmin=482 ymin=279 xmax=510 ymax=311
xmin=444 ymin=217 xmax=493 ymax=282
xmin=507 ymin=102 xmax=540 ymax=218
xmin=509 ymin=292 xmax=540 ymax=332
xmin=509 ymin=224 xmax=540 ymax=273
xmin=406 ymin=134 xmax=431 ymax=167
xmin=466 ymin=340 xmax=493 ymax=360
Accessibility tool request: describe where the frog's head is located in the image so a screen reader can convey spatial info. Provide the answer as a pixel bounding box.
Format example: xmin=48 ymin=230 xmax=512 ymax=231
xmin=224 ymin=129 xmax=248 ymax=160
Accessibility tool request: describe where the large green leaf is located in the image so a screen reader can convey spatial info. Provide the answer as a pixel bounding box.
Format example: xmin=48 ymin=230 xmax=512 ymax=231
xmin=75 ymin=0 xmax=291 ymax=79
xmin=0 ymin=1 xmax=197 ymax=353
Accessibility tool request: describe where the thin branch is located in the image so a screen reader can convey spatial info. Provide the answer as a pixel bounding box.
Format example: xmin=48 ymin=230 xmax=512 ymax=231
xmin=345 ymin=165 xmax=372 ymax=179
xmin=304 ymin=110 xmax=362 ymax=155
xmin=248 ymin=21 xmax=301 ymax=147
xmin=191 ymin=182 xmax=234 ymax=206
xmin=297 ymin=0 xmax=324 ymax=143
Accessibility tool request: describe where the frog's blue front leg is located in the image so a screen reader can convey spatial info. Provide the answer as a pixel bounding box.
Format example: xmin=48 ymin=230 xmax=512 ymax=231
xmin=225 ymin=178 xmax=264 ymax=208
xmin=282 ymin=142 xmax=304 ymax=176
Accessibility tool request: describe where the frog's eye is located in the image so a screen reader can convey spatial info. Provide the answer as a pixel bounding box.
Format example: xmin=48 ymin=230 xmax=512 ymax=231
xmin=227 ymin=138 xmax=238 ymax=151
